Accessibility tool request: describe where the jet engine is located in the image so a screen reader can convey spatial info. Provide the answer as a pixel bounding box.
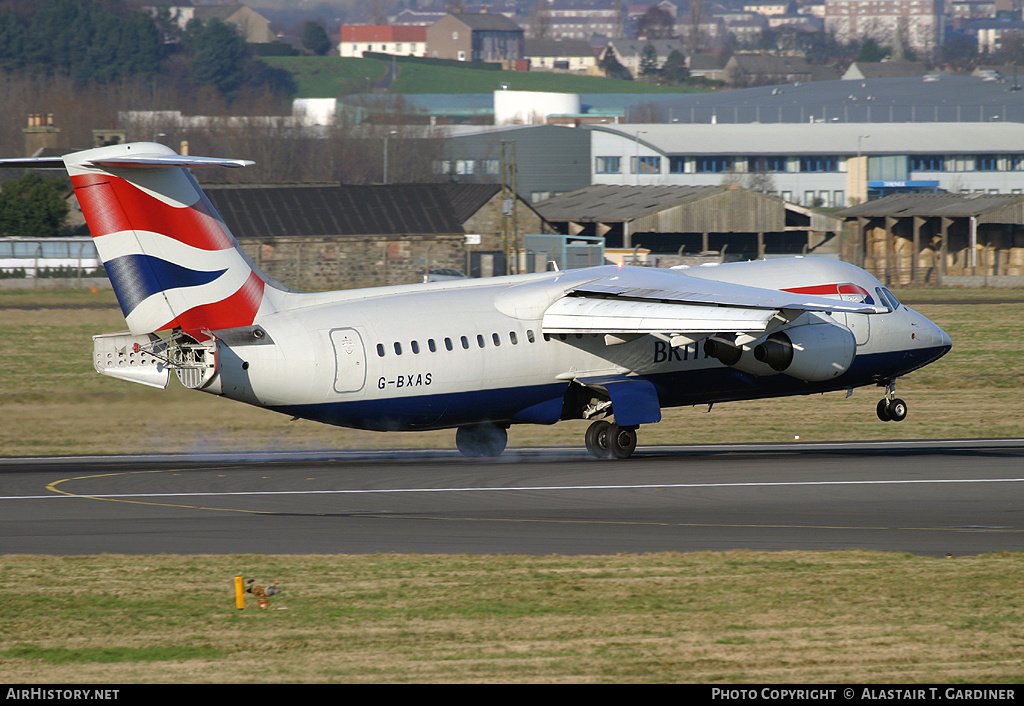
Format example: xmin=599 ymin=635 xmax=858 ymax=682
xmin=703 ymin=335 xmax=779 ymax=377
xmin=704 ymin=321 xmax=857 ymax=382
xmin=753 ymin=322 xmax=856 ymax=382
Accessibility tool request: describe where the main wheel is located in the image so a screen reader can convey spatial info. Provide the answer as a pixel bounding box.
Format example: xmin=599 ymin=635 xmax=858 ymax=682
xmin=888 ymin=398 xmax=908 ymax=422
xmin=585 ymin=420 xmax=611 ymax=459
xmin=455 ymin=424 xmax=508 ymax=458
xmin=876 ymin=398 xmax=892 ymax=422
xmin=607 ymin=424 xmax=637 ymax=459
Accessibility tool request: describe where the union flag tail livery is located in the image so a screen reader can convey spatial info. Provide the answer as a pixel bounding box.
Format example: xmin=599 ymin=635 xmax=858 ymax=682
xmin=0 ymin=142 xmax=951 ymax=459
xmin=64 ymin=142 xmax=277 ymax=338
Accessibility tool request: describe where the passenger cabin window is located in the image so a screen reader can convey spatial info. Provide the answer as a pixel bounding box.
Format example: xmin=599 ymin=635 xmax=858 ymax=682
xmin=428 ymin=339 xmax=436 ymax=353
xmin=376 ymin=343 xmax=385 ymax=357
xmin=527 ymin=330 xmax=535 ymax=343
xmin=509 ymin=331 xmax=518 ymax=345
xmin=492 ymin=333 xmax=501 ymax=346
xmin=394 ymin=342 xmax=402 ymax=355
xmin=411 ymin=341 xmax=420 ymax=354
xmin=461 ymin=336 xmax=469 ymax=349
xmin=445 ymin=337 xmax=453 ymax=351
xmin=477 ymin=334 xmax=485 ymax=348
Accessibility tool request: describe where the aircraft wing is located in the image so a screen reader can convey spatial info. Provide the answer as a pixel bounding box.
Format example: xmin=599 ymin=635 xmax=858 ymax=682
xmin=541 ymin=265 xmax=886 ymax=337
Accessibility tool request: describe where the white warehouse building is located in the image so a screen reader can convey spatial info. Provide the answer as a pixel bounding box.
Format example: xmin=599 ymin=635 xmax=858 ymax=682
xmin=587 ymin=123 xmax=1024 ymax=207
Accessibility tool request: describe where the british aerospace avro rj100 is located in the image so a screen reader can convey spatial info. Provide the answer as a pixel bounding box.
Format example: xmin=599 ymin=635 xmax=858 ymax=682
xmin=2 ymin=143 xmax=951 ymax=459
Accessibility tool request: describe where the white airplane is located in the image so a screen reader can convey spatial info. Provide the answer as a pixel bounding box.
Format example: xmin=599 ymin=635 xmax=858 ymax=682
xmin=2 ymin=143 xmax=952 ymax=459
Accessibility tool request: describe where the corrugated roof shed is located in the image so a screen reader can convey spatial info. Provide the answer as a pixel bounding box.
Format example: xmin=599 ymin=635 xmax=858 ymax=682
xmin=835 ymin=193 xmax=1024 ymax=222
xmin=438 ymin=183 xmax=501 ymax=223
xmin=534 ymin=185 xmax=720 ymax=223
xmin=204 ymin=185 xmax=465 ymax=238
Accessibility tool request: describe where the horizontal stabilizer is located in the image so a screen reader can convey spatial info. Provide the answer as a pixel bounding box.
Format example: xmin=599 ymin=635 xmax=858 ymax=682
xmin=0 ymin=144 xmax=253 ymax=170
xmin=85 ymin=153 xmax=254 ymax=169
xmin=0 ymin=157 xmax=66 ymax=169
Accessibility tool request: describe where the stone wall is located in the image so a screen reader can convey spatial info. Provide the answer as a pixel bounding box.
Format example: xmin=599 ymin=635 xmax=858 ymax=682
xmin=239 ymin=235 xmax=467 ymax=291
xmin=462 ymin=196 xmax=546 ymax=252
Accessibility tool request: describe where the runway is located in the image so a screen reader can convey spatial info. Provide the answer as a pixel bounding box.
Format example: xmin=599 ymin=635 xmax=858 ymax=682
xmin=2 ymin=440 xmax=1023 ymax=557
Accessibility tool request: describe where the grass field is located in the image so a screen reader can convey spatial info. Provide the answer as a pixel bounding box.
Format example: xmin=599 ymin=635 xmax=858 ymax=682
xmin=263 ymin=56 xmax=706 ymax=98
xmin=2 ymin=551 xmax=1023 ymax=683
xmin=2 ymin=286 xmax=1022 ymax=683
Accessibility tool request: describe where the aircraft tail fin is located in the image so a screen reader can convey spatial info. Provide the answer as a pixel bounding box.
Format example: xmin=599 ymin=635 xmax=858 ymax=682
xmin=62 ymin=142 xmax=277 ymax=337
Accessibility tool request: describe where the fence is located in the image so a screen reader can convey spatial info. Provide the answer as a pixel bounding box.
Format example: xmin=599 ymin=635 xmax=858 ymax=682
xmin=0 ymin=237 xmax=103 ymax=279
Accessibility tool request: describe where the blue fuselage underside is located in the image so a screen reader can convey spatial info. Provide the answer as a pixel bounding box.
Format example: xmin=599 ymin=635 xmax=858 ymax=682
xmin=271 ymin=345 xmax=947 ymax=432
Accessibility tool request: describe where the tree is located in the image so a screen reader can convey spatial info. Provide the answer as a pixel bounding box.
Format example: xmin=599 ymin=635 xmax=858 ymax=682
xmin=301 ymin=20 xmax=331 ymax=56
xmin=189 ymin=18 xmax=247 ymax=99
xmin=639 ymin=42 xmax=660 ymax=77
xmin=0 ymin=0 xmax=163 ymax=85
xmin=636 ymin=5 xmax=675 ymax=40
xmin=0 ymin=173 xmax=69 ymax=238
xmin=599 ymin=46 xmax=632 ymax=80
xmin=187 ymin=18 xmax=295 ymax=103
xmin=856 ymin=38 xmax=888 ymax=63
xmin=661 ymin=49 xmax=689 ymax=84
xmin=528 ymin=0 xmax=551 ymax=39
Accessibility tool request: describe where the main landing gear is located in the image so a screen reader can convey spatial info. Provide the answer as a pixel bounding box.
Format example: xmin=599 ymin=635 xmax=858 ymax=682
xmin=585 ymin=419 xmax=638 ymax=459
xmin=876 ymin=380 xmax=908 ymax=422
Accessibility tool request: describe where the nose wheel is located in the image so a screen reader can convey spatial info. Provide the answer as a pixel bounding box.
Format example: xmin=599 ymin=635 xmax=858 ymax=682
xmin=876 ymin=381 xmax=907 ymax=422
xmin=585 ymin=420 xmax=638 ymax=459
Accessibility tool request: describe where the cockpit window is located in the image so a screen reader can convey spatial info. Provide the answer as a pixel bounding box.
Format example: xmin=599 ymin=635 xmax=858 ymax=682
xmin=875 ymin=287 xmax=900 ymax=311
xmin=881 ymin=288 xmax=901 ymax=309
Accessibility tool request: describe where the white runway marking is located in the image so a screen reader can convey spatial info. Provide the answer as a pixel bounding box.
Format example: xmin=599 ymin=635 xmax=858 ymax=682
xmin=6 ymin=476 xmax=1024 ymax=501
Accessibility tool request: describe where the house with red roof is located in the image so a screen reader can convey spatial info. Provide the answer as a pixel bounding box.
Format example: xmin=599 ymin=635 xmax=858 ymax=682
xmin=338 ymin=25 xmax=428 ymax=58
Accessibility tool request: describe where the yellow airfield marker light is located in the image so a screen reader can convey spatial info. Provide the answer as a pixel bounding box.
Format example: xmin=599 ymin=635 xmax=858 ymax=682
xmin=234 ymin=576 xmax=245 ymax=609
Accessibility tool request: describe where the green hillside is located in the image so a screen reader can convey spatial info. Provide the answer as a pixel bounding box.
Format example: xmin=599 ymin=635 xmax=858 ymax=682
xmin=263 ymin=56 xmax=708 ymax=98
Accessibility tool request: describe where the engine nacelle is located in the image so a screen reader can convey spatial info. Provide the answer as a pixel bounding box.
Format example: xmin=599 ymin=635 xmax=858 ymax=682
xmin=703 ymin=335 xmax=779 ymax=377
xmin=753 ymin=322 xmax=856 ymax=382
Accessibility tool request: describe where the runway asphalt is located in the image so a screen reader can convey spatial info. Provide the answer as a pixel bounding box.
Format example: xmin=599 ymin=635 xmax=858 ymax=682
xmin=2 ymin=439 xmax=1022 ymax=557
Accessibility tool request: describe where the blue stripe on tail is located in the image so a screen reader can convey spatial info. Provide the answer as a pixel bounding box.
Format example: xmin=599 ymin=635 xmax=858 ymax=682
xmin=104 ymin=254 xmax=227 ymax=316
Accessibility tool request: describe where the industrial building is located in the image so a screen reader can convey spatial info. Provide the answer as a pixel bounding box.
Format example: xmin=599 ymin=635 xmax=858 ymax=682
xmin=587 ymin=121 xmax=1024 ymax=208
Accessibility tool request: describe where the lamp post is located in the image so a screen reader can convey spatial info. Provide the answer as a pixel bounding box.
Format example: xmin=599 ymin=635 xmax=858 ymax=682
xmin=856 ymin=134 xmax=869 ymax=204
xmin=634 ymin=129 xmax=647 ymax=186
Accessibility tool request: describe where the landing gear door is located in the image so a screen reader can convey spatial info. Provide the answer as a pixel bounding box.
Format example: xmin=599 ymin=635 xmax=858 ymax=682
xmin=330 ymin=328 xmax=366 ymax=393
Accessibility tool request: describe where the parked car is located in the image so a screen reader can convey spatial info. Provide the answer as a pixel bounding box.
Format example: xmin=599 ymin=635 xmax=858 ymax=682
xmin=424 ymin=268 xmax=467 ymax=282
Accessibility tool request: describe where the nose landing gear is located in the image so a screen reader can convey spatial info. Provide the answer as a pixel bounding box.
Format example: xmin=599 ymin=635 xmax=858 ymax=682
xmin=585 ymin=420 xmax=638 ymax=459
xmin=876 ymin=381 xmax=908 ymax=422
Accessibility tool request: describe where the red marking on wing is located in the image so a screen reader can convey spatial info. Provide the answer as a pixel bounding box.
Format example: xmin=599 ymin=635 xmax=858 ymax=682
xmin=71 ymin=173 xmax=234 ymax=251
xmin=782 ymin=284 xmax=841 ymax=295
xmin=158 ymin=271 xmax=266 ymax=337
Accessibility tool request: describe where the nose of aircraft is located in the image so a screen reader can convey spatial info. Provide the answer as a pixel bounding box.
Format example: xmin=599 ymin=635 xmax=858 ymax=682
xmin=921 ymin=315 xmax=952 ymax=361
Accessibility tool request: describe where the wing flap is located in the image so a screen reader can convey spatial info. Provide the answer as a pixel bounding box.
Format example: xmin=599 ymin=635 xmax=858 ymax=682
xmin=543 ymin=296 xmax=778 ymax=335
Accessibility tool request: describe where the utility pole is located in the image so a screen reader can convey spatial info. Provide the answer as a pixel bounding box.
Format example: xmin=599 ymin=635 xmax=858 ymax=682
xmin=501 ymin=141 xmax=519 ymax=274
